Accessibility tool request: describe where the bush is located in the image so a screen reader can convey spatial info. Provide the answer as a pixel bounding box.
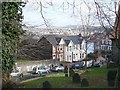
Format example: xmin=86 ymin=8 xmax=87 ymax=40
xmin=107 ymin=70 xmax=117 ymax=87
xmin=69 ymin=69 xmax=75 ymax=77
xmin=72 ymin=73 xmax=81 ymax=83
xmin=42 ymin=81 xmax=52 ymax=90
xmin=81 ymin=78 xmax=89 ymax=87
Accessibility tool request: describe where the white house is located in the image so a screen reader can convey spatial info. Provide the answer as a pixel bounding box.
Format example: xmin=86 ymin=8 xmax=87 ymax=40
xmin=39 ymin=34 xmax=87 ymax=62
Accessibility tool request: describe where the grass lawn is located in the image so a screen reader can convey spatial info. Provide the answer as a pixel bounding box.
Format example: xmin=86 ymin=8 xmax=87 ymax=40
xmin=19 ymin=66 xmax=116 ymax=88
xmin=16 ymin=58 xmax=32 ymax=62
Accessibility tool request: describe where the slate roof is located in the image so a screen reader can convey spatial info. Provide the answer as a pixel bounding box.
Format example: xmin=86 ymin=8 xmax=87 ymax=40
xmin=67 ymin=35 xmax=83 ymax=44
xmin=39 ymin=34 xmax=83 ymax=46
xmin=64 ymin=40 xmax=70 ymax=46
xmin=56 ymin=37 xmax=61 ymax=44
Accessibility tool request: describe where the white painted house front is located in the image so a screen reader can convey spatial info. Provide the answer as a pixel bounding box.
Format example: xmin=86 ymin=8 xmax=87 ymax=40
xmin=39 ymin=34 xmax=87 ymax=62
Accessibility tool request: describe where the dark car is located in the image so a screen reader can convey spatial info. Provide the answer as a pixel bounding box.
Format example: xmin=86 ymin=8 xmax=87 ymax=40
xmin=93 ymin=62 xmax=100 ymax=67
xmin=70 ymin=63 xmax=81 ymax=69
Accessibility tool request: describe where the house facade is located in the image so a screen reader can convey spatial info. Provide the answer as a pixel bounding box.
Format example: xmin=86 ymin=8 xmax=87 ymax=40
xmin=39 ymin=34 xmax=87 ymax=62
xmin=91 ymin=33 xmax=112 ymax=52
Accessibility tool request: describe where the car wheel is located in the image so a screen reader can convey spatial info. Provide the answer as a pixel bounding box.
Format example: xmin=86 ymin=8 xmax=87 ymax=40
xmin=19 ymin=74 xmax=23 ymax=80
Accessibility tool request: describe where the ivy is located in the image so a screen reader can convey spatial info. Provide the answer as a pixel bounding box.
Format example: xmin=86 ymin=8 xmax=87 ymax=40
xmin=2 ymin=2 xmax=25 ymax=76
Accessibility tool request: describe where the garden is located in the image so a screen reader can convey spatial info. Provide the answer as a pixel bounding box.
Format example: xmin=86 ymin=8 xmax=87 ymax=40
xmin=18 ymin=66 xmax=117 ymax=88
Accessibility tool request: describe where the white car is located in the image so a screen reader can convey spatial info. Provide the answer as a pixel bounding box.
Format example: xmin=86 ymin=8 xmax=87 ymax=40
xmin=52 ymin=66 xmax=64 ymax=71
xmin=32 ymin=67 xmax=50 ymax=76
xmin=81 ymin=60 xmax=93 ymax=68
xmin=10 ymin=69 xmax=23 ymax=78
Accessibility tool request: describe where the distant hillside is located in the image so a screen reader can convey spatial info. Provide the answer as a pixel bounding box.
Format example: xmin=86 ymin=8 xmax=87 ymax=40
xmin=63 ymin=25 xmax=109 ymax=32
xmin=17 ymin=38 xmax=52 ymax=60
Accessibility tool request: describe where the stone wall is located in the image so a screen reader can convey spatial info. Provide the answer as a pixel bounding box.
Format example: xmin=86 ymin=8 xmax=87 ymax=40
xmin=15 ymin=59 xmax=58 ymax=73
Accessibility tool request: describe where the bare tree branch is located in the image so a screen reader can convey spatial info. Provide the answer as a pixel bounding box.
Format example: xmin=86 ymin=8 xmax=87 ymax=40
xmin=38 ymin=1 xmax=49 ymax=27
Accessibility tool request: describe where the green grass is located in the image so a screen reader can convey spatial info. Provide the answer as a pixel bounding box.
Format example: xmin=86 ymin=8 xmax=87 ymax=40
xmin=80 ymin=67 xmax=108 ymax=88
xmin=16 ymin=58 xmax=32 ymax=62
xmin=19 ymin=66 xmax=115 ymax=88
xmin=19 ymin=73 xmax=76 ymax=88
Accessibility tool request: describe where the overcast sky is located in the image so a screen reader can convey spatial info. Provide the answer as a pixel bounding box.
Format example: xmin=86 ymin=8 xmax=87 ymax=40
xmin=22 ymin=0 xmax=119 ymax=28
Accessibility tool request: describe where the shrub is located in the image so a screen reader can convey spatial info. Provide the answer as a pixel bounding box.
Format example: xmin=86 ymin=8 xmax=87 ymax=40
xmin=107 ymin=70 xmax=117 ymax=87
xmin=72 ymin=73 xmax=81 ymax=83
xmin=42 ymin=81 xmax=52 ymax=90
xmin=81 ymin=78 xmax=89 ymax=87
xmin=69 ymin=69 xmax=75 ymax=77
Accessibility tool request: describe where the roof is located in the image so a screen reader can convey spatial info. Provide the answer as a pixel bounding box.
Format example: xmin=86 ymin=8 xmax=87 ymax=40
xmin=64 ymin=40 xmax=70 ymax=46
xmin=56 ymin=37 xmax=61 ymax=44
xmin=39 ymin=34 xmax=83 ymax=46
xmin=67 ymin=35 xmax=83 ymax=44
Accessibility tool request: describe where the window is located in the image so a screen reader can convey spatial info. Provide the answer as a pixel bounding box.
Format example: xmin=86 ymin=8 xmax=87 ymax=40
xmin=109 ymin=46 xmax=112 ymax=50
xmin=109 ymin=41 xmax=112 ymax=45
xmin=82 ymin=53 xmax=84 ymax=58
xmin=73 ymin=54 xmax=75 ymax=59
xmin=67 ymin=47 xmax=69 ymax=51
xmin=70 ymin=55 xmax=71 ymax=60
xmin=102 ymin=40 xmax=104 ymax=44
xmin=67 ymin=55 xmax=69 ymax=61
xmin=70 ymin=46 xmax=72 ymax=51
xmin=80 ymin=53 xmax=82 ymax=58
xmin=106 ymin=40 xmax=108 ymax=44
xmin=58 ymin=54 xmax=60 ymax=58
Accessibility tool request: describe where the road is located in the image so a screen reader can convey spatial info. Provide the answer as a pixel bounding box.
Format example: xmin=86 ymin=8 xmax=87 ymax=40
xmin=11 ymin=71 xmax=63 ymax=83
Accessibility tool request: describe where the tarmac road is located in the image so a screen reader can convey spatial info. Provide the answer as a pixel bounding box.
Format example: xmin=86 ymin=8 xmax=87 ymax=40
xmin=11 ymin=71 xmax=63 ymax=83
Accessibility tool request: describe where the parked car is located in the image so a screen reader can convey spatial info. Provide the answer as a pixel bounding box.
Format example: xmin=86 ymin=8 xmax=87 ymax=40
xmin=10 ymin=69 xmax=23 ymax=79
xmin=32 ymin=66 xmax=50 ymax=76
xmin=51 ymin=66 xmax=64 ymax=72
xmin=80 ymin=60 xmax=93 ymax=68
xmin=70 ymin=63 xmax=81 ymax=69
xmin=93 ymin=61 xmax=101 ymax=67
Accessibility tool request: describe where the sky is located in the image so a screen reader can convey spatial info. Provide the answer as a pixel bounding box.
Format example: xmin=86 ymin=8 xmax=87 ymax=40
xmin=22 ymin=0 xmax=119 ymax=28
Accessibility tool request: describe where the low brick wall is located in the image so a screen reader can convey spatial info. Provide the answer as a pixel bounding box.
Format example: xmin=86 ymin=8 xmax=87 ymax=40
xmin=15 ymin=59 xmax=58 ymax=73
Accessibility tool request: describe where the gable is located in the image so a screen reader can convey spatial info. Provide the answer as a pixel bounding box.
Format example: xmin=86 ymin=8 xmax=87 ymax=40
xmin=68 ymin=40 xmax=74 ymax=46
xmin=59 ymin=38 xmax=65 ymax=45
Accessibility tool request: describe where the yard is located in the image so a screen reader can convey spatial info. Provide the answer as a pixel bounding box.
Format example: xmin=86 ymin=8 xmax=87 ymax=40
xmin=18 ymin=66 xmax=115 ymax=88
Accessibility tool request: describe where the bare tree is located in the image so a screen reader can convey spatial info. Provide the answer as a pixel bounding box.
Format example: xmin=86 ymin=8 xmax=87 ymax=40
xmin=94 ymin=1 xmax=120 ymax=88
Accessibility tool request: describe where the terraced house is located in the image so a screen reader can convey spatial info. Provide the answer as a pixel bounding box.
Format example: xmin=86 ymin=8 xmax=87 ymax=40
xmin=91 ymin=33 xmax=112 ymax=52
xmin=38 ymin=34 xmax=87 ymax=62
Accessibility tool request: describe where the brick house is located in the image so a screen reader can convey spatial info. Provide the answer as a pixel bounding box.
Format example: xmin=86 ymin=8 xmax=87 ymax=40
xmin=91 ymin=33 xmax=112 ymax=52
